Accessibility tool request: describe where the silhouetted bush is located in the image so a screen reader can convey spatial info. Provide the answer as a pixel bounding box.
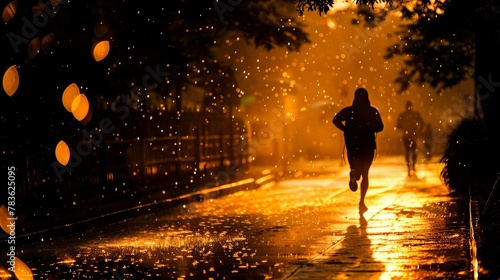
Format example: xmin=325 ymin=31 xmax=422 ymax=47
xmin=440 ymin=118 xmax=499 ymax=195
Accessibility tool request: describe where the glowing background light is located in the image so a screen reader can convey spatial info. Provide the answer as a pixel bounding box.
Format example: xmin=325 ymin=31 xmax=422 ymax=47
xmin=55 ymin=140 xmax=71 ymax=166
xmin=2 ymin=65 xmax=19 ymax=97
xmin=92 ymin=40 xmax=110 ymax=62
xmin=62 ymin=83 xmax=80 ymax=112
xmin=2 ymin=1 xmax=16 ymax=23
xmin=71 ymin=93 xmax=90 ymax=121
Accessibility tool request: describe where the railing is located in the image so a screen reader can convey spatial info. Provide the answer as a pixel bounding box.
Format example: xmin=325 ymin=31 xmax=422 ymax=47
xmin=14 ymin=113 xmax=251 ymax=203
xmin=103 ymin=131 xmax=250 ymax=186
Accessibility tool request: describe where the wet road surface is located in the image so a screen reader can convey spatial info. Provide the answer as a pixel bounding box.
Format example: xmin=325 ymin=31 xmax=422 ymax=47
xmin=6 ymin=157 xmax=472 ymax=279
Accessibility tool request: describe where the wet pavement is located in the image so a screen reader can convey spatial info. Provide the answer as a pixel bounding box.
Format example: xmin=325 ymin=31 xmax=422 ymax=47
xmin=1 ymin=156 xmax=474 ymax=279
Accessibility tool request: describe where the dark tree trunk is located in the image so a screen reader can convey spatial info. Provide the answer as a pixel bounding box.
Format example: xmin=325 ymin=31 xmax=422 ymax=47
xmin=474 ymin=7 xmax=500 ymax=142
xmin=473 ymin=11 xmax=500 ymax=180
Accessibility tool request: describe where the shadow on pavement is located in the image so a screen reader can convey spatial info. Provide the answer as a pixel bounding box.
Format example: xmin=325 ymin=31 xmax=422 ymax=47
xmin=321 ymin=215 xmax=384 ymax=279
xmin=290 ymin=214 xmax=384 ymax=279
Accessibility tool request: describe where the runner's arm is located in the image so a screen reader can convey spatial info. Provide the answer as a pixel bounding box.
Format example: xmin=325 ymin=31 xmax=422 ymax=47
xmin=332 ymin=109 xmax=347 ymax=131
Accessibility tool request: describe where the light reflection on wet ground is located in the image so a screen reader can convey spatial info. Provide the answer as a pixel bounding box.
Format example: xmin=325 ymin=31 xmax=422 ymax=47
xmin=15 ymin=158 xmax=471 ymax=279
xmin=288 ymin=161 xmax=470 ymax=279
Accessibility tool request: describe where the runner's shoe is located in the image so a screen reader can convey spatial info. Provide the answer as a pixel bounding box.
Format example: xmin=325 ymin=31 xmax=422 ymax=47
xmin=359 ymin=203 xmax=368 ymax=213
xmin=349 ymin=171 xmax=358 ymax=192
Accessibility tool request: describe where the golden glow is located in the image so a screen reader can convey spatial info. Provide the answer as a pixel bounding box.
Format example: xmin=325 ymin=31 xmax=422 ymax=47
xmin=71 ymin=93 xmax=90 ymax=121
xmin=56 ymin=259 xmax=76 ymax=265
xmin=55 ymin=140 xmax=71 ymax=166
xmin=2 ymin=1 xmax=16 ymax=23
xmin=2 ymin=65 xmax=19 ymax=97
xmin=62 ymin=83 xmax=80 ymax=112
xmin=13 ymin=257 xmax=34 ymax=280
xmin=365 ymin=162 xmax=457 ymax=279
xmin=0 ymin=205 xmax=13 ymax=234
xmin=326 ymin=18 xmax=336 ymax=30
xmin=0 ymin=267 xmax=11 ymax=280
xmin=92 ymin=40 xmax=110 ymax=62
xmin=326 ymin=1 xmax=352 ymax=13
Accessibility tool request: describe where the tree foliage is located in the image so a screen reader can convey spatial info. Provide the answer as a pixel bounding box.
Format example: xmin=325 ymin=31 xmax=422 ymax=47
xmin=293 ymin=0 xmax=500 ymax=93
xmin=386 ymin=0 xmax=477 ymax=92
xmin=292 ymin=0 xmax=402 ymax=15
xmin=0 ymin=0 xmax=312 ymax=161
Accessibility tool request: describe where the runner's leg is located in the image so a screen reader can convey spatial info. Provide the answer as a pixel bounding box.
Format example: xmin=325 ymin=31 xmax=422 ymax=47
xmin=411 ymin=137 xmax=417 ymax=172
xmin=359 ymin=149 xmax=374 ymax=212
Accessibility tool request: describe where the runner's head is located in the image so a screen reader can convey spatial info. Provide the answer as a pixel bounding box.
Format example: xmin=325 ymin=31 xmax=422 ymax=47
xmin=353 ymin=88 xmax=370 ymax=107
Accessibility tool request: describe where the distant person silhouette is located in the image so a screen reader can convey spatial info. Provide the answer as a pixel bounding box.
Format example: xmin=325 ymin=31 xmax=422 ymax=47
xmin=332 ymin=88 xmax=384 ymax=213
xmin=397 ymin=100 xmax=424 ymax=176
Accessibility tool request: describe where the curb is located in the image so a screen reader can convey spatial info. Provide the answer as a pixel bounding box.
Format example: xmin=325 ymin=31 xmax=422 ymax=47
xmin=469 ymin=196 xmax=479 ymax=280
xmin=16 ymin=172 xmax=277 ymax=244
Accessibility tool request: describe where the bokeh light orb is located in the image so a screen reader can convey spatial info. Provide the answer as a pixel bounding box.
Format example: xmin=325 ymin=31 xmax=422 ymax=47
xmin=2 ymin=1 xmax=16 ymax=23
xmin=92 ymin=40 xmax=110 ymax=62
xmin=27 ymin=38 xmax=40 ymax=59
xmin=0 ymin=205 xmax=13 ymax=234
xmin=3 ymin=65 xmax=20 ymax=97
xmin=41 ymin=33 xmax=55 ymax=54
xmin=14 ymin=257 xmax=34 ymax=280
xmin=55 ymin=140 xmax=71 ymax=166
xmin=62 ymin=83 xmax=80 ymax=112
xmin=71 ymin=93 xmax=90 ymax=121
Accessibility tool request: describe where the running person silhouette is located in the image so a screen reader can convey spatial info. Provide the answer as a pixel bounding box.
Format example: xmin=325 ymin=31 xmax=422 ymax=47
xmin=332 ymin=88 xmax=384 ymax=213
xmin=397 ymin=100 xmax=424 ymax=176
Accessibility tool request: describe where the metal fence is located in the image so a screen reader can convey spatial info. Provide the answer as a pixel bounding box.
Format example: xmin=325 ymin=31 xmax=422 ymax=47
xmin=104 ymin=131 xmax=250 ymax=185
xmin=13 ymin=113 xmax=251 ymax=201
